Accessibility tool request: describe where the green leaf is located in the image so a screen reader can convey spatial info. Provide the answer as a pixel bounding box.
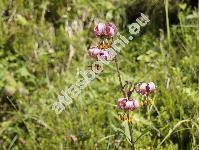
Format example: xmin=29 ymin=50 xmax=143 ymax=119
xmin=122 ymin=121 xmax=131 ymax=144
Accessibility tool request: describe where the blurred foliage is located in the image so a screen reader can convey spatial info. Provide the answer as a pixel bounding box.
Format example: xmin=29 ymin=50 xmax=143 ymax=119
xmin=0 ymin=0 xmax=198 ymax=149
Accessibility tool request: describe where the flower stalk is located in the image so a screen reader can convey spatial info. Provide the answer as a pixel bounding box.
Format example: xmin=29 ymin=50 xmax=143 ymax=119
xmin=128 ymin=111 xmax=135 ymax=150
xmin=114 ymin=57 xmax=135 ymax=149
xmin=88 ymin=22 xmax=156 ymax=149
xmin=114 ymin=57 xmax=126 ymax=98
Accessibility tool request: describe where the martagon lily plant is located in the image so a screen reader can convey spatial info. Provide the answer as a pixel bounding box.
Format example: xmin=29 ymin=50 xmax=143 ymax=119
xmin=88 ymin=22 xmax=156 ymax=149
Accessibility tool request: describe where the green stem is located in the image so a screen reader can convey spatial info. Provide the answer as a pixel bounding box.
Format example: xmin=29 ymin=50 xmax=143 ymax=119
xmin=127 ymin=111 xmax=135 ymax=150
xmin=114 ymin=58 xmax=126 ymax=97
xmin=164 ymin=0 xmax=171 ymax=46
xmin=114 ymin=58 xmax=135 ymax=149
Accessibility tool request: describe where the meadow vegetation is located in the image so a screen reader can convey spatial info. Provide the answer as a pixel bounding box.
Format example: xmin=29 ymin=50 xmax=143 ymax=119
xmin=0 ymin=0 xmax=198 ymax=149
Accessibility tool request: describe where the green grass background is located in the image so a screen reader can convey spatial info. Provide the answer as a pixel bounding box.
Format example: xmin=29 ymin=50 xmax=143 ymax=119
xmin=0 ymin=0 xmax=198 ymax=149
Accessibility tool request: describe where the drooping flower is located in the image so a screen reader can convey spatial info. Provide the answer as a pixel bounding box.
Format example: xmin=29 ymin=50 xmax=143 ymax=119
xmin=88 ymin=46 xmax=102 ymax=59
xmin=146 ymin=82 xmax=156 ymax=93
xmin=104 ymin=25 xmax=115 ymax=37
xmin=125 ymin=99 xmax=140 ymax=110
xmin=118 ymin=98 xmax=139 ymax=111
xmin=94 ymin=23 xmax=105 ymax=36
xmin=98 ymin=50 xmax=110 ymax=60
xmin=104 ymin=23 xmax=117 ymax=37
xmin=135 ymin=82 xmax=156 ymax=95
xmin=88 ymin=46 xmax=113 ymax=60
xmin=117 ymin=98 xmax=127 ymax=110
xmin=106 ymin=22 xmax=117 ymax=32
xmin=135 ymin=82 xmax=148 ymax=95
xmin=94 ymin=22 xmax=117 ymax=37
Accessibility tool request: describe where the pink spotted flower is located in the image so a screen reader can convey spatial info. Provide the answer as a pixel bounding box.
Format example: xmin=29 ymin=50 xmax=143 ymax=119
xmin=125 ymin=99 xmax=140 ymax=111
xmin=94 ymin=22 xmax=117 ymax=37
xmin=94 ymin=23 xmax=105 ymax=36
xmin=118 ymin=98 xmax=139 ymax=111
xmin=117 ymin=98 xmax=127 ymax=110
xmin=146 ymin=82 xmax=156 ymax=94
xmin=104 ymin=23 xmax=117 ymax=37
xmin=88 ymin=46 xmax=102 ymax=59
xmin=88 ymin=46 xmax=110 ymax=60
xmin=135 ymin=82 xmax=156 ymax=95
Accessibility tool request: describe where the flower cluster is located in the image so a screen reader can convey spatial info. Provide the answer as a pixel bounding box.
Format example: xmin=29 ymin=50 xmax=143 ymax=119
xmin=94 ymin=23 xmax=117 ymax=38
xmin=88 ymin=22 xmax=157 ymax=113
xmin=117 ymin=82 xmax=156 ymax=111
xmin=88 ymin=22 xmax=117 ymax=61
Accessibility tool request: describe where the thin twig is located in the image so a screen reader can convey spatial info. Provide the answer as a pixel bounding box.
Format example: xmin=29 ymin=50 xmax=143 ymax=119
xmin=114 ymin=58 xmax=126 ymax=97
